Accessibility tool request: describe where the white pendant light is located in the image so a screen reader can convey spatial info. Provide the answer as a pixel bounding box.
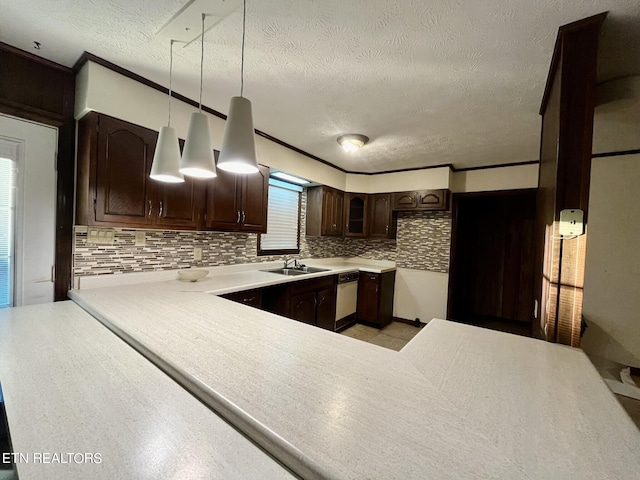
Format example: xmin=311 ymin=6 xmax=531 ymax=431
xmin=180 ymin=14 xmax=216 ymax=179
xmin=217 ymin=0 xmax=259 ymax=174
xmin=150 ymin=40 xmax=184 ymax=183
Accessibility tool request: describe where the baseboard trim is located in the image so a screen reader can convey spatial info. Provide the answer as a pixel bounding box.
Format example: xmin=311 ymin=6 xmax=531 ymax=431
xmin=393 ymin=317 xmax=427 ymax=328
xmin=336 ymin=313 xmax=357 ymax=332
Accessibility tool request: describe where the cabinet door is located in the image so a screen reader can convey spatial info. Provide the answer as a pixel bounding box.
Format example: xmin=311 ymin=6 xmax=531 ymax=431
xmin=357 ymin=273 xmax=380 ymax=323
xmin=415 ymin=189 xmax=448 ymax=210
xmin=205 ymin=166 xmax=241 ymax=231
xmin=344 ymin=193 xmax=367 ymax=237
xmin=289 ymin=291 xmax=317 ymax=325
xmin=155 ymin=178 xmax=204 ymax=229
xmin=240 ymin=165 xmax=269 ymax=233
xmin=333 ymin=189 xmax=344 ymax=236
xmin=221 ymin=289 xmax=263 ymax=309
xmin=321 ymin=188 xmax=337 ymax=235
xmin=95 ymin=116 xmax=155 ymax=225
xmin=316 ymin=287 xmax=337 ymax=330
xmin=391 ymin=191 xmax=417 ymax=210
xmin=369 ymin=194 xmax=392 ymax=238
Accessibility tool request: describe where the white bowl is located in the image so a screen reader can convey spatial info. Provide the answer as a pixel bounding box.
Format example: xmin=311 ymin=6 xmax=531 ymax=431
xmin=177 ymin=269 xmax=209 ymax=282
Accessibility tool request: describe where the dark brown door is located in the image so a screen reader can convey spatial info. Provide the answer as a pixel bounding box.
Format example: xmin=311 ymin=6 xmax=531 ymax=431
xmin=205 ymin=167 xmax=241 ymax=231
xmin=155 ymin=178 xmax=204 ymax=229
xmin=321 ymin=187 xmax=342 ymax=236
xmin=95 ymin=116 xmax=155 ymax=225
xmin=368 ymin=194 xmax=391 ymax=238
xmin=357 ymin=273 xmax=380 ymax=323
xmin=344 ymin=193 xmax=367 ymax=237
xmin=316 ymin=287 xmax=336 ymax=330
xmin=448 ymin=190 xmax=536 ymax=325
xmin=290 ymin=291 xmax=317 ymax=325
xmin=240 ymin=165 xmax=269 ymax=233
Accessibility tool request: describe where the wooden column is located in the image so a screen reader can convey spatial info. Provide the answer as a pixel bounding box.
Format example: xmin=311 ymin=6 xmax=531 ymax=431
xmin=534 ymin=13 xmax=607 ymax=345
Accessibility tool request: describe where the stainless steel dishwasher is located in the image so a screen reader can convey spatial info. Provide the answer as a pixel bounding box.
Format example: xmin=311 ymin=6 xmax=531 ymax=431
xmin=335 ymin=271 xmax=359 ymax=331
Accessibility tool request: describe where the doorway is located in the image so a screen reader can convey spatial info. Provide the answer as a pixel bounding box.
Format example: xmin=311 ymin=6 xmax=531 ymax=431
xmin=0 ymin=114 xmax=57 ymax=307
xmin=448 ymin=189 xmax=537 ymax=335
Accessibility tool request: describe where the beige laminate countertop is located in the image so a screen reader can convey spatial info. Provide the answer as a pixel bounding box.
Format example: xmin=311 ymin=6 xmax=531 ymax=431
xmin=0 ymin=302 xmax=295 ymax=480
xmin=69 ymin=262 xmax=640 ymax=479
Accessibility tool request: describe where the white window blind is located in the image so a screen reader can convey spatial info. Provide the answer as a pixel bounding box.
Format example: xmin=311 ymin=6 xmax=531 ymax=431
xmin=0 ymin=155 xmax=16 ymax=308
xmin=260 ymin=179 xmax=301 ymax=252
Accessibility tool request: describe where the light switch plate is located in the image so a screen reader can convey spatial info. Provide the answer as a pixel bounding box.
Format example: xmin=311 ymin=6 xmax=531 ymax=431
xmin=194 ymin=247 xmax=202 ymax=261
xmin=559 ymin=209 xmax=584 ymax=237
xmin=87 ymin=228 xmax=114 ymax=245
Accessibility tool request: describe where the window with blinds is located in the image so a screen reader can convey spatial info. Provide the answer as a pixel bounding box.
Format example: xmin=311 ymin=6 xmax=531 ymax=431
xmin=258 ymin=179 xmax=302 ymax=255
xmin=0 ymin=154 xmax=16 ymax=308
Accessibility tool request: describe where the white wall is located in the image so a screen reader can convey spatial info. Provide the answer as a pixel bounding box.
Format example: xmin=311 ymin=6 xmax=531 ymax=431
xmin=581 ymin=154 xmax=640 ymax=367
xmin=345 ymin=167 xmax=450 ymax=193
xmin=450 ymin=163 xmax=539 ymax=193
xmin=393 ymin=268 xmax=448 ymax=322
xmin=76 ymin=62 xmax=347 ymax=190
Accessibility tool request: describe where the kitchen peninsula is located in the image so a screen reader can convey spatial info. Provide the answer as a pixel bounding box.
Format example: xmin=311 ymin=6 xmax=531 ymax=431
xmin=63 ymin=259 xmax=640 ymax=479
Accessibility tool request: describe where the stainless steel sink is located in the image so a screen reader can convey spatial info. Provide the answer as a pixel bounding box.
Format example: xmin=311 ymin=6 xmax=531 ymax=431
xmin=298 ymin=266 xmax=330 ymax=273
xmin=262 ymin=266 xmax=331 ymax=276
xmin=263 ymin=268 xmax=310 ymax=276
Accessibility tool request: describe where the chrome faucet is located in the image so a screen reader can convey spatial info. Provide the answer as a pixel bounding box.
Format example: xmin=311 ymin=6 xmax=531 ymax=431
xmin=284 ymin=258 xmax=300 ymax=269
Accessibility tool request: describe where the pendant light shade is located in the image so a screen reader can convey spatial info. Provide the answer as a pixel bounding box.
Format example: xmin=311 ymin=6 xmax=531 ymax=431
xmin=217 ymin=96 xmax=258 ymax=174
xmin=180 ymin=14 xmax=217 ymax=179
xmin=150 ymin=39 xmax=184 ymax=183
xmin=150 ymin=126 xmax=184 ymax=182
xmin=180 ymin=112 xmax=217 ymax=178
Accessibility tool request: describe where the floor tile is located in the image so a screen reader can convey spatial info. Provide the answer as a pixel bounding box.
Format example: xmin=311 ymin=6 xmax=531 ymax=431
xmin=381 ymin=322 xmax=422 ymax=341
xmin=367 ymin=334 xmax=409 ymax=352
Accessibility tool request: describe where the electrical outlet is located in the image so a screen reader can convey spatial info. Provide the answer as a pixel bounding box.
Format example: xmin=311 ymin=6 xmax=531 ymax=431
xmin=194 ymin=247 xmax=202 ymax=261
xmin=87 ymin=228 xmax=114 ymax=245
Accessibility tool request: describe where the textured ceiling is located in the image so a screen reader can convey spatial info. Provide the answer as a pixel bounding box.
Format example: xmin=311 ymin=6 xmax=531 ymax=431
xmin=1 ymin=0 xmax=639 ymax=172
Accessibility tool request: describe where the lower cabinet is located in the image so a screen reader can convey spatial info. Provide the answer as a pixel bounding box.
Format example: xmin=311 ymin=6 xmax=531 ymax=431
xmin=356 ymin=271 xmax=396 ymax=328
xmin=220 ymin=289 xmax=263 ymax=309
xmin=262 ymin=275 xmax=338 ymax=329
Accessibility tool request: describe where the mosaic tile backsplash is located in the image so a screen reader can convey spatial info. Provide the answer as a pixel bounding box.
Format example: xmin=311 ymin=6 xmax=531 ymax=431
xmin=74 ymin=198 xmax=451 ymax=276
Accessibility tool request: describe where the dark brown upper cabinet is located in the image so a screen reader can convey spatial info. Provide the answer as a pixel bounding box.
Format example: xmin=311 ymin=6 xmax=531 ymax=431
xmin=205 ymin=161 xmax=269 ymax=233
xmin=368 ymin=193 xmax=396 ymax=239
xmin=306 ymin=186 xmax=344 ymax=237
xmin=391 ymin=189 xmax=450 ymax=211
xmin=77 ymin=112 xmax=205 ymax=230
xmin=344 ymin=193 xmax=368 ymax=237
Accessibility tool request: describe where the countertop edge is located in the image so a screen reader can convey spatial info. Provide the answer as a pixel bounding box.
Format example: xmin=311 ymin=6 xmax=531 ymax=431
xmin=69 ymin=292 xmax=333 ymax=480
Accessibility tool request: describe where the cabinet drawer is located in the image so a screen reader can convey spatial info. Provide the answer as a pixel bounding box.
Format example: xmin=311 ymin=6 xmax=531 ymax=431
xmin=221 ymin=289 xmax=263 ymax=309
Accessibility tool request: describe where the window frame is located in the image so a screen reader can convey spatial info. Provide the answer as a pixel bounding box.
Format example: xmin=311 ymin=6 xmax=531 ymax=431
xmin=257 ymin=180 xmax=302 ymax=256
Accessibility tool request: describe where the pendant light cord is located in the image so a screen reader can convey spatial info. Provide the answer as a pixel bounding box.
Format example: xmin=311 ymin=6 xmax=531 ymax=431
xmin=168 ymin=40 xmax=174 ymax=126
xmin=240 ymin=0 xmax=246 ymax=97
xmin=199 ymin=13 xmax=205 ymax=112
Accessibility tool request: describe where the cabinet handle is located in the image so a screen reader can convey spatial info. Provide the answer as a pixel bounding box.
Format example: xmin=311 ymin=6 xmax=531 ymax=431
xmin=242 ymin=211 xmax=246 ymax=223
xmin=243 ymin=296 xmax=255 ymax=303
xmin=236 ymin=210 xmax=241 ymax=223
xmin=314 ymin=297 xmax=318 ymax=307
xmin=159 ymin=201 xmax=163 ymax=218
xmin=148 ymin=200 xmax=152 ymax=218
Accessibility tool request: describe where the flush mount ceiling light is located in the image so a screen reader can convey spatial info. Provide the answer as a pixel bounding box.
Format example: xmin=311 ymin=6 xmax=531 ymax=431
xmin=217 ymin=0 xmax=259 ymax=174
xmin=150 ymin=40 xmax=184 ymax=184
xmin=180 ymin=14 xmax=217 ymax=179
xmin=337 ymin=134 xmax=369 ymax=153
